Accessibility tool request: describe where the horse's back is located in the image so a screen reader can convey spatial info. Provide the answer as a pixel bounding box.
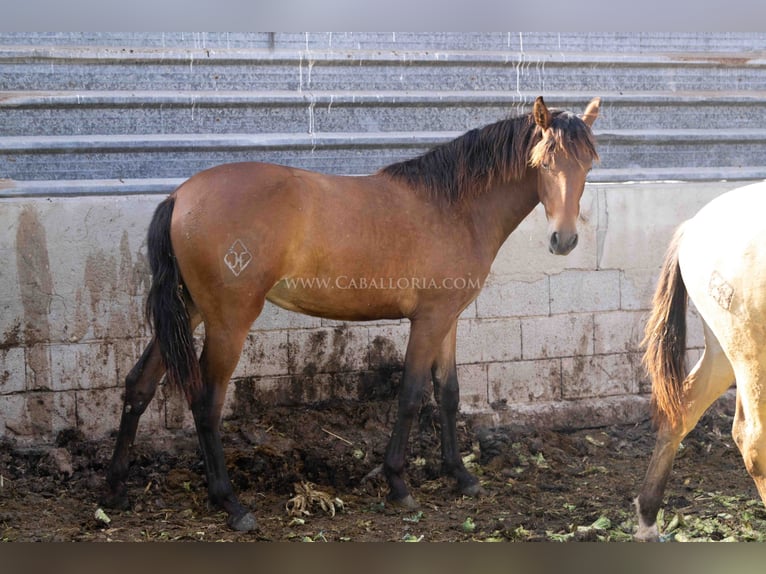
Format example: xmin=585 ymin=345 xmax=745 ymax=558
xmin=679 ymin=181 xmax=766 ymax=358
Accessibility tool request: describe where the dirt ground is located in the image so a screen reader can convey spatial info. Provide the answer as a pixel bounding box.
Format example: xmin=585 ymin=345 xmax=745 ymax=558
xmin=2 ymin=394 xmax=765 ymax=543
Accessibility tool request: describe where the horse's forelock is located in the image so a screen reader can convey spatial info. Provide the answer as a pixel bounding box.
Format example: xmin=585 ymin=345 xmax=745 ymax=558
xmin=529 ymin=110 xmax=599 ymax=169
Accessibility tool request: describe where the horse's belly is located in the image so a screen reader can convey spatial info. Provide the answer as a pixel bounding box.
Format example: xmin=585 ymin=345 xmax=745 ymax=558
xmin=265 ymin=280 xmax=411 ymax=322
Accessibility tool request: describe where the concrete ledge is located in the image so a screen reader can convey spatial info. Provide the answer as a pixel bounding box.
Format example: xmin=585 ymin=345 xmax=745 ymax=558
xmin=3 ymin=45 xmax=766 ymax=67
xmin=469 ymin=394 xmax=651 ymax=431
xmin=3 ymin=89 xmax=766 ymax=108
xmin=0 ymin=178 xmax=182 ymax=198
xmin=2 ymin=32 xmax=766 ymax=53
xmin=5 ymin=128 xmax=766 ymax=152
xmin=5 ymin=173 xmax=766 ymax=201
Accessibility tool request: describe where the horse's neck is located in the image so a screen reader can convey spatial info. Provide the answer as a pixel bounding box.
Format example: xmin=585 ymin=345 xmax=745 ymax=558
xmin=465 ymin=172 xmax=540 ymax=257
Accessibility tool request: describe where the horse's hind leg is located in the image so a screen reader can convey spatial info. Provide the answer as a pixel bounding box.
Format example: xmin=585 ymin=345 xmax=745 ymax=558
xmin=192 ymin=319 xmax=255 ymax=531
xmin=431 ymin=321 xmax=484 ymax=497
xmin=730 ymin=360 xmax=766 ymax=506
xmin=103 ymin=337 xmax=166 ymax=509
xmin=635 ymin=322 xmax=734 ymax=541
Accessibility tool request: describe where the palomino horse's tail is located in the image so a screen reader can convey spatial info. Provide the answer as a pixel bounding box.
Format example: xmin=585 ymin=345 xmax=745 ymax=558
xmin=145 ymin=196 xmax=202 ymax=404
xmin=641 ymin=225 xmax=688 ymax=429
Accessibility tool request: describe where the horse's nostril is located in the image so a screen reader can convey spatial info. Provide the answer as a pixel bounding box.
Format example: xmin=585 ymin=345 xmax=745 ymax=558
xmin=550 ymin=231 xmax=578 ymax=254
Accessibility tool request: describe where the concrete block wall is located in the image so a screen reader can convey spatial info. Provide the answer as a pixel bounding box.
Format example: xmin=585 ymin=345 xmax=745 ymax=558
xmin=2 ymin=32 xmax=765 ymax=444
xmin=0 ymin=181 xmax=745 ymax=443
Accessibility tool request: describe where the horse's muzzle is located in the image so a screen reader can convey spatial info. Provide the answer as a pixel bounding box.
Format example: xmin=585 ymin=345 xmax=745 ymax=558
xmin=549 ymin=231 xmax=578 ymax=255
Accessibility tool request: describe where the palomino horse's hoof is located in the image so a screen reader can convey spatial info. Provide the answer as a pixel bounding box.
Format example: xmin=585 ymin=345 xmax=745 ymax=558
xmin=387 ymin=494 xmax=419 ymax=510
xmin=634 ymin=523 xmax=660 ymax=542
xmin=227 ymin=511 xmax=257 ymax=532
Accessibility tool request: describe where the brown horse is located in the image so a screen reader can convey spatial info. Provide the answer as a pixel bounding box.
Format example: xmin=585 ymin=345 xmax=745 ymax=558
xmin=103 ymin=96 xmax=601 ymax=531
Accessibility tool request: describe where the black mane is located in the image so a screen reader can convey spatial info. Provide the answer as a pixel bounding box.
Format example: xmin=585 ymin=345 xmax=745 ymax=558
xmin=380 ymin=108 xmax=598 ymax=205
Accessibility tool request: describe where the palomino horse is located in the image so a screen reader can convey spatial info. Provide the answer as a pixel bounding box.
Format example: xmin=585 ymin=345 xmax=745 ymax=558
xmin=637 ymin=181 xmax=766 ymax=541
xmin=104 ymin=96 xmax=601 ymax=531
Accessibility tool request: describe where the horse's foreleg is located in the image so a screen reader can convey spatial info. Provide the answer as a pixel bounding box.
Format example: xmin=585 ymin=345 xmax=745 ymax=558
xmin=383 ymin=318 xmax=452 ymax=508
xmin=193 ymin=323 xmax=255 ymax=532
xmin=103 ymin=338 xmax=165 ymax=509
xmin=383 ymin=366 xmax=430 ymax=508
xmin=635 ymin=324 xmax=734 ymax=541
xmin=432 ymin=322 xmax=484 ymax=497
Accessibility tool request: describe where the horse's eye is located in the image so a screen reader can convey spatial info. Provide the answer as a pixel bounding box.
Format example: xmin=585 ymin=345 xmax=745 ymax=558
xmin=541 ymin=161 xmax=551 ymax=171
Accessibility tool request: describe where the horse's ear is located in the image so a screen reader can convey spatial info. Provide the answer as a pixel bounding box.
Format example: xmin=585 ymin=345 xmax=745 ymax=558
xmin=533 ymin=96 xmax=551 ymax=130
xmin=580 ymin=97 xmax=601 ymax=127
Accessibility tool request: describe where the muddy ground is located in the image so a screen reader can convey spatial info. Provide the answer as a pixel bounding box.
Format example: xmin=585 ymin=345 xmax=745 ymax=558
xmin=2 ymin=394 xmax=765 ymax=542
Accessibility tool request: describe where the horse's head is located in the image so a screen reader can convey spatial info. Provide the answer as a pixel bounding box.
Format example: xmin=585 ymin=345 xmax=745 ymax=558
xmin=530 ymin=96 xmax=601 ymax=255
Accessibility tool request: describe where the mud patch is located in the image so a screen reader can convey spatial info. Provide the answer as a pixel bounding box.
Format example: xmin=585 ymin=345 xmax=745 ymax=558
xmin=1 ymin=396 xmax=763 ymax=542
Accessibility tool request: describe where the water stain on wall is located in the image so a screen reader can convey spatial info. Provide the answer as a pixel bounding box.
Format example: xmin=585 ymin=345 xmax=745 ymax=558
xmin=14 ymin=205 xmax=53 ymax=434
xmin=16 ymin=206 xmax=53 ymax=346
xmin=75 ymin=230 xmax=150 ymax=342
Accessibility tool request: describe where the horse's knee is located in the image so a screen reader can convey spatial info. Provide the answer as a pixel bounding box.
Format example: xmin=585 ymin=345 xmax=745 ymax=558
xmin=398 ymin=377 xmax=428 ymax=417
xmin=742 ymin=441 xmax=766 ymax=479
xmin=396 ymin=396 xmax=421 ymax=423
xmin=123 ymin=373 xmax=155 ymax=415
xmin=122 ymin=342 xmax=163 ymax=415
xmin=433 ymin=368 xmax=459 ymax=411
xmin=731 ymin=401 xmax=766 ymax=480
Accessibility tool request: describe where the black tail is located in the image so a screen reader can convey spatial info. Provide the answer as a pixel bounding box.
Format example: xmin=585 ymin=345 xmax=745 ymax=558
xmin=145 ymin=196 xmax=201 ymax=404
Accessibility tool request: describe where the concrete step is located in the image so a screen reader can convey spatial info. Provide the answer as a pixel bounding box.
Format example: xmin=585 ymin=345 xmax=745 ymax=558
xmin=2 ymin=129 xmax=766 ymax=183
xmin=2 ymin=32 xmax=766 ymax=53
xmin=3 ymin=90 xmax=766 ymax=136
xmin=2 ymin=34 xmax=764 ymax=190
xmin=2 ymin=47 xmax=766 ymax=93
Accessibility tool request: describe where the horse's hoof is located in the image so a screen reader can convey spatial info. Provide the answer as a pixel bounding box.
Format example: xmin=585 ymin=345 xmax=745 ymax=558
xmin=461 ymin=482 xmax=487 ymax=498
xmin=634 ymin=523 xmax=660 ymax=542
xmin=227 ymin=511 xmax=257 ymax=532
xmin=100 ymin=488 xmax=131 ymax=511
xmin=388 ymin=494 xmax=419 ymax=510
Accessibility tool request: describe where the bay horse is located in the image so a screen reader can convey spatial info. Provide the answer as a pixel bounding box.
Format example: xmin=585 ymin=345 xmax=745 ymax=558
xmin=104 ymin=96 xmax=601 ymax=531
xmin=636 ymin=181 xmax=766 ymax=541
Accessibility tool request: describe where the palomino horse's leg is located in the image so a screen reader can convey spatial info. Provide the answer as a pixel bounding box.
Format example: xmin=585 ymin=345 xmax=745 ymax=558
xmin=431 ymin=321 xmax=484 ymax=497
xmin=103 ymin=338 xmax=165 ymax=509
xmin=192 ymin=321 xmax=255 ymax=531
xmin=635 ymin=323 xmax=734 ymax=541
xmin=384 ymin=317 xmax=454 ymax=507
xmin=730 ymin=364 xmax=766 ymax=506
